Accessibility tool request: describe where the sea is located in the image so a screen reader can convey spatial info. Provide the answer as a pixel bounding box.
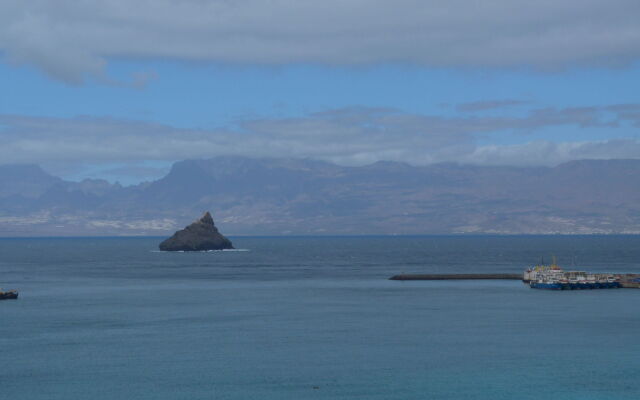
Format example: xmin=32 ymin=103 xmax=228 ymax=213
xmin=1 ymin=235 xmax=640 ymax=400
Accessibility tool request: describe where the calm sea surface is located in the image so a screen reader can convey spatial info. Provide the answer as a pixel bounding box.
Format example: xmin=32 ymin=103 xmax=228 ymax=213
xmin=1 ymin=236 xmax=640 ymax=399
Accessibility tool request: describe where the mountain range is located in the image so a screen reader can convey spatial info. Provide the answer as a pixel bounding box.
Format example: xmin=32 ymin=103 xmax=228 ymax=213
xmin=1 ymin=157 xmax=640 ymax=236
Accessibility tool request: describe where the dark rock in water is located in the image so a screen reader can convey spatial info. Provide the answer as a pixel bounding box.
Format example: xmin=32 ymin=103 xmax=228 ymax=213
xmin=159 ymin=212 xmax=233 ymax=251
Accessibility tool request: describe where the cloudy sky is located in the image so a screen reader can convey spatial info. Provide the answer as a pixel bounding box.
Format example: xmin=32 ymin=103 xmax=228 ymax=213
xmin=1 ymin=0 xmax=640 ymax=183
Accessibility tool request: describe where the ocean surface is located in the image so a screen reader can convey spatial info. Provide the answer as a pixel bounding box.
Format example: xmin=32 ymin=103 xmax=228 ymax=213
xmin=1 ymin=235 xmax=640 ymax=400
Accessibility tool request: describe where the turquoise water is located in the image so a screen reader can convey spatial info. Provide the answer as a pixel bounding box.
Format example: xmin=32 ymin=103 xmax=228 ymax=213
xmin=1 ymin=236 xmax=640 ymax=399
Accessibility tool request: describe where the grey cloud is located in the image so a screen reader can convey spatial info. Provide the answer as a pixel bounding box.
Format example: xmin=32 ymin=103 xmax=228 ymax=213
xmin=457 ymin=100 xmax=529 ymax=112
xmin=99 ymin=165 xmax=170 ymax=179
xmin=605 ymin=104 xmax=640 ymax=127
xmin=2 ymin=0 xmax=640 ymax=82
xmin=525 ymin=107 xmax=613 ymax=129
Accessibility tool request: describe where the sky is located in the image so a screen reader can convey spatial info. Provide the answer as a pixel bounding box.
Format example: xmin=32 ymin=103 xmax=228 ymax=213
xmin=1 ymin=0 xmax=640 ymax=184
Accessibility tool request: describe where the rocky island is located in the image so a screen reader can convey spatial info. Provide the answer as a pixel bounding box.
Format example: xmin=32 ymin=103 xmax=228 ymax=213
xmin=159 ymin=212 xmax=234 ymax=251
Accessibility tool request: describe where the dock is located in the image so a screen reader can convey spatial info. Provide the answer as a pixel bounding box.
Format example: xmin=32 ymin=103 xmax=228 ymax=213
xmin=389 ymin=273 xmax=522 ymax=281
xmin=619 ymin=274 xmax=640 ymax=288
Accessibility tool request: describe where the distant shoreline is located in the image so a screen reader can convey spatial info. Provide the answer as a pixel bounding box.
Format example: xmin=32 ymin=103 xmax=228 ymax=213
xmin=2 ymin=233 xmax=640 ymax=239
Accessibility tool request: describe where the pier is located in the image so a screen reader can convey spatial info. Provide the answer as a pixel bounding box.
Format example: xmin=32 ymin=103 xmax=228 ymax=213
xmin=619 ymin=274 xmax=640 ymax=288
xmin=389 ymin=273 xmax=522 ymax=281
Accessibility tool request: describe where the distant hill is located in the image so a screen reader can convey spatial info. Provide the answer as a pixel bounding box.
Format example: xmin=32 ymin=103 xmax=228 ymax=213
xmin=1 ymin=157 xmax=640 ymax=236
xmin=0 ymin=164 xmax=62 ymax=198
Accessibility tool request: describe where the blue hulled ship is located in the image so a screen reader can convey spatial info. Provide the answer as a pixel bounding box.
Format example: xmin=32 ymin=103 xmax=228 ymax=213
xmin=529 ymin=281 xmax=563 ymax=290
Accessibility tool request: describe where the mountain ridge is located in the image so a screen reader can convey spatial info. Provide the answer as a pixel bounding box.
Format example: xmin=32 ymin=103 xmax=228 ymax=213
xmin=1 ymin=157 xmax=640 ymax=236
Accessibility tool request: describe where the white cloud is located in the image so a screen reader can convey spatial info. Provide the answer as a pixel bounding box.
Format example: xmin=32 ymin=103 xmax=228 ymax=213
xmin=1 ymin=105 xmax=640 ymax=180
xmin=466 ymin=139 xmax=640 ymax=166
xmin=1 ymin=0 xmax=640 ymax=82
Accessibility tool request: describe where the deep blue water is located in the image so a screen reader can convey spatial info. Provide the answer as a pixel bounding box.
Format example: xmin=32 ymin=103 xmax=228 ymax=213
xmin=1 ymin=236 xmax=640 ymax=399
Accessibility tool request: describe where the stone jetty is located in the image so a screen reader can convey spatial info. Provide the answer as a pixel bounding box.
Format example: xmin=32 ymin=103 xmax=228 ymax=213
xmin=389 ymin=273 xmax=522 ymax=281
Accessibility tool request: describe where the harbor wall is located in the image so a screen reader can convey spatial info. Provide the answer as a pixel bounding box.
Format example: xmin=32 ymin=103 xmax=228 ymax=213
xmin=389 ymin=273 xmax=522 ymax=281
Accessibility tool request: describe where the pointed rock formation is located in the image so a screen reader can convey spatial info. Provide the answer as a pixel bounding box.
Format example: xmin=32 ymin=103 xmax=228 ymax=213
xmin=159 ymin=212 xmax=234 ymax=251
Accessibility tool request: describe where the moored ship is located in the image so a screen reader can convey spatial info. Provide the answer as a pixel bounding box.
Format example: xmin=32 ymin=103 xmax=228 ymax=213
xmin=524 ymin=260 xmax=621 ymax=290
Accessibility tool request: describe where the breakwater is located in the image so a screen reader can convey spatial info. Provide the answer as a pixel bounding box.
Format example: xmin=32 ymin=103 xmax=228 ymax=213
xmin=387 ymin=272 xmax=640 ymax=289
xmin=389 ymin=273 xmax=522 ymax=281
xmin=619 ymin=274 xmax=640 ymax=288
